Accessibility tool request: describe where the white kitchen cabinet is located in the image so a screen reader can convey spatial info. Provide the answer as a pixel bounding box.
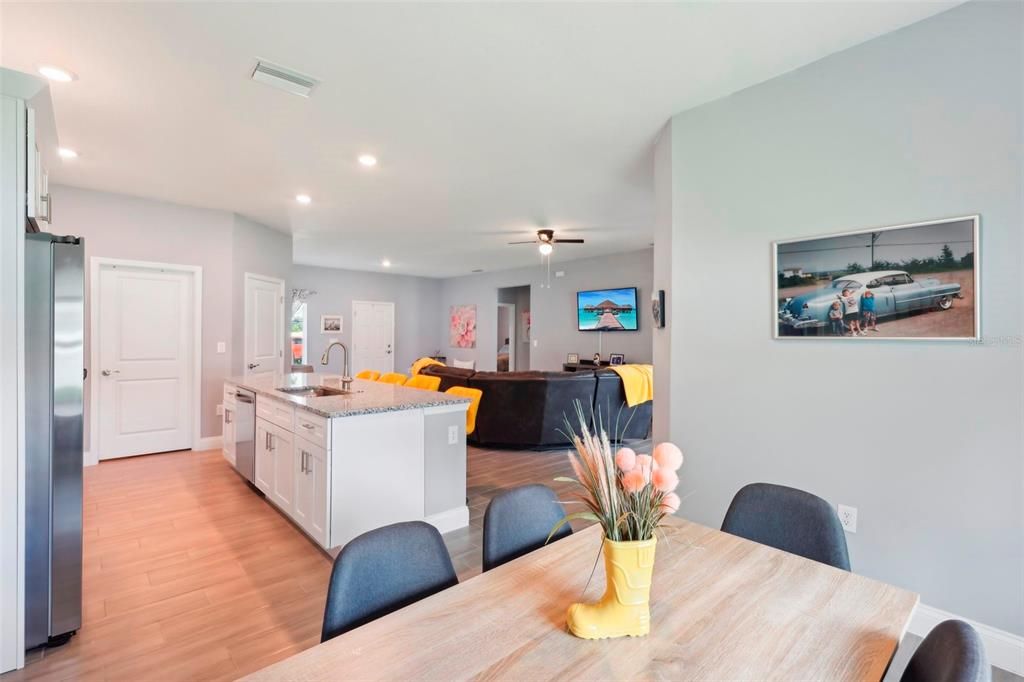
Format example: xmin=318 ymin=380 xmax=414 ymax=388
xmin=270 ymin=424 xmax=294 ymax=513
xmin=254 ymin=418 xmax=274 ymax=494
xmin=293 ymin=435 xmax=329 ymax=547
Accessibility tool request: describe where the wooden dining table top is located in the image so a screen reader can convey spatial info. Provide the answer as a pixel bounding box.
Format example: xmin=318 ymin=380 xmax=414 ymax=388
xmin=243 ymin=517 xmax=918 ymax=681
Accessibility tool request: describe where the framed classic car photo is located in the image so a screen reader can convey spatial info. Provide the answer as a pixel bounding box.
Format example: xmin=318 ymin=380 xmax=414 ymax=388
xmin=774 ymin=216 xmax=979 ymax=340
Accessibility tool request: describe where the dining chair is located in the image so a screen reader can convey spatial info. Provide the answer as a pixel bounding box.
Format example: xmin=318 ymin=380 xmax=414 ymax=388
xmin=721 ymin=482 xmax=851 ymax=571
xmin=482 ymin=484 xmax=572 ymax=571
xmin=355 ymin=370 xmax=380 ymax=381
xmin=405 ymin=374 xmax=441 ymax=391
xmin=377 ymin=372 xmax=408 ymax=385
xmin=901 ymin=619 xmax=990 ymax=682
xmin=321 ymin=521 xmax=459 ymax=643
xmin=445 ymin=386 xmax=482 ymax=435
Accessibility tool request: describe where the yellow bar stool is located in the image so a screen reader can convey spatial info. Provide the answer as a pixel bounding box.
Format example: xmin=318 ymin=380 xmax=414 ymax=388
xmin=405 ymin=375 xmax=441 ymax=391
xmin=445 ymin=386 xmax=482 ymax=435
xmin=377 ymin=372 xmax=408 ymax=386
xmin=355 ymin=370 xmax=381 ymax=381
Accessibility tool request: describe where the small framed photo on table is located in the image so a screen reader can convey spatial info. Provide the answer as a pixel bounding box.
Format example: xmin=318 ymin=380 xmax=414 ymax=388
xmin=566 ymin=353 xmax=579 ymax=364
xmin=609 ymin=353 xmax=625 ymax=366
xmin=321 ymin=314 xmax=342 ymax=333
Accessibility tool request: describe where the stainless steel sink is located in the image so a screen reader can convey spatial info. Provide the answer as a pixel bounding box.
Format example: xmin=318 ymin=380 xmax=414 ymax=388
xmin=276 ymin=386 xmax=358 ymax=398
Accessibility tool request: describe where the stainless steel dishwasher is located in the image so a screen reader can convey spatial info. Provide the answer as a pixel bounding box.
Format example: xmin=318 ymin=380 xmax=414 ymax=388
xmin=233 ymin=388 xmax=256 ymax=484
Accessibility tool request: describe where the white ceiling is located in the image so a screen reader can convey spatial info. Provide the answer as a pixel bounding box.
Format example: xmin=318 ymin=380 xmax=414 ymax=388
xmin=1 ymin=2 xmax=958 ymax=277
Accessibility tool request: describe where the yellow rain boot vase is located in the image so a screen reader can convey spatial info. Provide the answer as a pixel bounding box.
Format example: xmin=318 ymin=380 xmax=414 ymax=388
xmin=566 ymin=536 xmax=657 ymax=639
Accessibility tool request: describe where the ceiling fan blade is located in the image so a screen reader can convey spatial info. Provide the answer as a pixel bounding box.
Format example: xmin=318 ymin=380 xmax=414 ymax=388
xmin=553 ymin=239 xmax=585 ymax=244
xmin=507 ymin=240 xmax=538 ymax=245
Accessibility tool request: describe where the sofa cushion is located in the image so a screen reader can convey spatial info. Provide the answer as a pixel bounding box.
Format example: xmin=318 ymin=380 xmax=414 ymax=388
xmin=468 ymin=371 xmax=597 ymax=447
xmin=420 ymin=364 xmax=476 ymax=392
xmin=594 ymin=370 xmax=652 ymax=441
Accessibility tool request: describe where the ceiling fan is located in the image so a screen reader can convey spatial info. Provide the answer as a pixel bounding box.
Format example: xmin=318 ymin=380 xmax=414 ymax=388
xmin=509 ymin=229 xmax=585 ymax=255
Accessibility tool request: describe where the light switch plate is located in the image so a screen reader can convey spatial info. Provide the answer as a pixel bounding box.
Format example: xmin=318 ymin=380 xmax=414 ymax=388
xmin=216 ymin=404 xmax=223 ymax=416
xmin=533 ymin=339 xmax=538 ymax=347
xmin=216 ymin=341 xmax=226 ymax=354
xmin=447 ymin=425 xmax=458 ymax=445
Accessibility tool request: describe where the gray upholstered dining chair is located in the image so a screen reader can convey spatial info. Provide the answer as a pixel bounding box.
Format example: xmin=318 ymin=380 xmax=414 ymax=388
xmin=321 ymin=521 xmax=458 ymax=642
xmin=482 ymin=484 xmax=572 ymax=572
xmin=721 ymin=482 xmax=851 ymax=571
xmin=901 ymin=620 xmax=991 ymax=682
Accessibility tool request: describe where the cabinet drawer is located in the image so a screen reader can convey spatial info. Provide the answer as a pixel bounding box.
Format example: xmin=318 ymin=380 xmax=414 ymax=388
xmin=223 ymin=384 xmax=238 ymax=407
xmin=257 ymin=396 xmax=295 ymax=431
xmin=293 ymin=410 xmax=329 ymax=449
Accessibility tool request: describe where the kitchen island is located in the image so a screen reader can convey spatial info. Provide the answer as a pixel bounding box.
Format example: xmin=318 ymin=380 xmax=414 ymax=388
xmin=222 ymin=373 xmax=470 ymax=551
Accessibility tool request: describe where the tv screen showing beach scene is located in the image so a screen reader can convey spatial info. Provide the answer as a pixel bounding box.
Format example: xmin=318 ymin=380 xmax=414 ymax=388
xmin=577 ymin=287 xmax=639 ymax=332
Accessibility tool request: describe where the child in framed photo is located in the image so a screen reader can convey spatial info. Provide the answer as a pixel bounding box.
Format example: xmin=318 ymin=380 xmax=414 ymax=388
xmin=609 ymin=353 xmax=625 ymax=366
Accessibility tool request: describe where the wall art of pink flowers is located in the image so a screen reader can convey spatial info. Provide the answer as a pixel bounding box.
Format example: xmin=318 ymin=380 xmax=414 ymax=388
xmin=450 ymin=304 xmax=477 ymax=349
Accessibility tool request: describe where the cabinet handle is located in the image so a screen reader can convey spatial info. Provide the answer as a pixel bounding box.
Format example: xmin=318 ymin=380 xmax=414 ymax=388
xmin=301 ymin=423 xmax=315 ymax=430
xmin=40 ymin=193 xmax=52 ymax=223
xmin=268 ymin=433 xmax=275 ymax=452
xmin=225 ymin=410 xmax=232 ymax=424
xmin=265 ymin=432 xmax=270 ymax=449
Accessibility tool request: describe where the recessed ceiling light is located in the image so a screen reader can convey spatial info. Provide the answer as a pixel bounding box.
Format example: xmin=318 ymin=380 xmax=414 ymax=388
xmin=295 ymin=194 xmax=312 ymax=204
xmin=38 ymin=65 xmax=76 ymax=82
xmin=57 ymin=147 xmax=78 ymax=160
xmin=358 ymin=154 xmax=378 ymax=167
xmin=381 ymin=259 xmax=391 ymax=267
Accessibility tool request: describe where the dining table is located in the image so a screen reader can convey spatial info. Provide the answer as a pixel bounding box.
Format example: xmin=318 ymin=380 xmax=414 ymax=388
xmin=243 ymin=516 xmax=919 ymax=681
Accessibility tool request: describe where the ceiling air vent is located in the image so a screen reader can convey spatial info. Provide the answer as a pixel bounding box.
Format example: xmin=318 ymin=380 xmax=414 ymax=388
xmin=250 ymin=60 xmax=319 ymax=97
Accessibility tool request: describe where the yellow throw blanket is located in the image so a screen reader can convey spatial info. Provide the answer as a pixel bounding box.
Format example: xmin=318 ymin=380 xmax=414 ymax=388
xmin=609 ymin=364 xmax=654 ymax=407
xmin=411 ymin=357 xmax=445 ymax=376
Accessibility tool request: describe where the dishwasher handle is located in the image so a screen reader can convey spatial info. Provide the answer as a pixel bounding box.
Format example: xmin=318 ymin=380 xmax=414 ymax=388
xmin=235 ymin=392 xmax=254 ymax=404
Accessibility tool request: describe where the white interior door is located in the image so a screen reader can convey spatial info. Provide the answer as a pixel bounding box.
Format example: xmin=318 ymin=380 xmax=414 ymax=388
xmin=497 ymin=303 xmax=516 ymax=372
xmin=97 ymin=264 xmax=193 ymax=459
xmin=352 ymin=301 xmax=395 ymax=374
xmin=244 ymin=273 xmax=284 ymax=376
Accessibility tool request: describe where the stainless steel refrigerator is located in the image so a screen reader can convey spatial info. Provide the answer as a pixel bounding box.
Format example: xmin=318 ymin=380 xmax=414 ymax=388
xmin=24 ymin=231 xmax=84 ymax=648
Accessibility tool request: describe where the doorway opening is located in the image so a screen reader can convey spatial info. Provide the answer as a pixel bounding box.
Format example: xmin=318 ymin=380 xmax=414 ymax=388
xmin=497 ymin=285 xmax=530 ymax=371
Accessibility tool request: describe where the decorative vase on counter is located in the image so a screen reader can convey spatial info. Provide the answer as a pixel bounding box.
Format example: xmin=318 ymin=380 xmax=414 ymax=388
xmin=551 ymin=401 xmax=683 ymax=640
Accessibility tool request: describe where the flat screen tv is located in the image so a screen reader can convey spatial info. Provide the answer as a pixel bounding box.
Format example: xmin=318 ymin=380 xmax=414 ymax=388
xmin=577 ymin=287 xmax=639 ymax=332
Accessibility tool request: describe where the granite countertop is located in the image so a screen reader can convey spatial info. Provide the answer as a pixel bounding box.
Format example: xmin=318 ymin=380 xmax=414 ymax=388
xmin=226 ymin=373 xmax=470 ymax=418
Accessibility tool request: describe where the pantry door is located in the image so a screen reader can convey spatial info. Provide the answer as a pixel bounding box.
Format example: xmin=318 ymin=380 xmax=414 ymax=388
xmin=94 ymin=260 xmax=199 ymax=460
xmin=351 ymin=301 xmax=395 ymax=375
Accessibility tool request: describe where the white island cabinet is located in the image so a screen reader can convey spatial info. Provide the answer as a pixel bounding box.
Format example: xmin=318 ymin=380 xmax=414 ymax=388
xmin=224 ymin=374 xmax=470 ymax=550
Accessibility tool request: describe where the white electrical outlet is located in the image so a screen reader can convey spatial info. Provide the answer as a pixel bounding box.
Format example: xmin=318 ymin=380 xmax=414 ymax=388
xmin=837 ymin=504 xmax=857 ymax=533
xmin=532 ymin=339 xmax=538 ymax=347
xmin=447 ymin=425 xmax=459 ymax=445
xmin=216 ymin=404 xmax=223 ymax=416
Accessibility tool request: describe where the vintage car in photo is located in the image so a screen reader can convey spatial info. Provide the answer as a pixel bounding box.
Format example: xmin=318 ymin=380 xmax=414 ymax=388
xmin=777 ymin=270 xmax=962 ymax=332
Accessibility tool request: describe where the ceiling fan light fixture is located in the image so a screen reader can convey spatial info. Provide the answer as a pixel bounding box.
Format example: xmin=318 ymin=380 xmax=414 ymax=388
xmin=538 ymin=242 xmax=553 ymax=256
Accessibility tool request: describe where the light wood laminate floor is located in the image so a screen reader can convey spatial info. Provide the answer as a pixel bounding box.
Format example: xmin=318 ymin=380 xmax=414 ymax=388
xmin=8 ymin=445 xmax=585 ymax=681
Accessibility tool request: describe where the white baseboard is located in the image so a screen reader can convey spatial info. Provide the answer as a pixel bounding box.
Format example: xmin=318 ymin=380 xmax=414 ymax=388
xmin=424 ymin=505 xmax=469 ymax=535
xmin=83 ymin=450 xmax=98 ymax=467
xmin=195 ymin=436 xmax=222 ymax=451
xmin=909 ymin=603 xmax=1024 ymax=676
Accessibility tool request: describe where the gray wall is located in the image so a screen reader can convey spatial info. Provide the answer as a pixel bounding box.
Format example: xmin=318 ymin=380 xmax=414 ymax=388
xmin=49 ymin=185 xmax=292 ymax=442
xmin=290 ymin=264 xmax=442 ymax=375
xmin=440 ymin=249 xmax=654 ymax=371
xmin=656 ymin=0 xmax=1022 ymax=635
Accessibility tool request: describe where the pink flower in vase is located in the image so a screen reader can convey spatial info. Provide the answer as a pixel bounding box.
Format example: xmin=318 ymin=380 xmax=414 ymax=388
xmin=660 ymin=492 xmax=681 ymax=514
xmin=635 ymin=454 xmax=656 ymax=481
xmin=652 ymin=467 xmax=679 ymax=493
xmin=621 ymin=469 xmax=646 ymax=494
xmin=615 ymin=448 xmax=637 ymax=473
xmin=653 ymin=442 xmax=684 ymax=471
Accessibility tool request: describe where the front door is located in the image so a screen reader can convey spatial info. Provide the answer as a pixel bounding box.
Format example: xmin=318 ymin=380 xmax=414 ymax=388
xmin=244 ymin=274 xmax=284 ymax=376
xmin=97 ymin=263 xmax=194 ymax=459
xmin=352 ymin=301 xmax=395 ymax=375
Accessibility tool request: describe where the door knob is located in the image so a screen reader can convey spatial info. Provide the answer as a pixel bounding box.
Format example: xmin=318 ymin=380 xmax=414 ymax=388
xmin=248 ymin=362 xmax=259 ymax=369
xmin=101 ymin=369 xmax=120 ymax=376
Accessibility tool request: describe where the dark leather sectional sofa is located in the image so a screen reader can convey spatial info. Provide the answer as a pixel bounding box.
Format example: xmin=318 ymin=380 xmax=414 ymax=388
xmin=420 ymin=365 xmax=652 ymax=448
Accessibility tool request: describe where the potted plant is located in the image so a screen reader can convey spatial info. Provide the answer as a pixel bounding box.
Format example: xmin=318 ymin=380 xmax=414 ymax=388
xmin=551 ymin=404 xmax=683 ymax=639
